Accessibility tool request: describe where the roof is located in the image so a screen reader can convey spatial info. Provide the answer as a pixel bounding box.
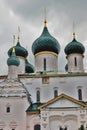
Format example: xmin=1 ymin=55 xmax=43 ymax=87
xmin=8 ymin=42 xmax=28 ymax=58
xmin=25 ymin=59 xmax=34 ymax=73
xmin=38 ymin=93 xmax=87 ymax=109
xmin=65 ymin=38 xmax=85 ymax=55
xmin=32 ymin=26 xmax=60 ymax=55
xmin=7 ymin=49 xmax=20 ymax=66
xmin=26 ymin=102 xmax=43 ymax=114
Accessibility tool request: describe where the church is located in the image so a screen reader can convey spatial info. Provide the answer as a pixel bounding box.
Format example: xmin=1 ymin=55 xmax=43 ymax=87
xmin=0 ymin=18 xmax=87 ymax=130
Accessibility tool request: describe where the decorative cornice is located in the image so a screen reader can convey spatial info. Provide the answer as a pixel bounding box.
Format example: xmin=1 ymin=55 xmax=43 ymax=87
xmin=17 ymin=56 xmax=25 ymax=60
xmin=35 ymin=51 xmax=58 ymax=57
xmin=18 ymin=73 xmax=87 ymax=79
xmin=0 ymin=73 xmax=87 ymax=79
xmin=26 ymin=111 xmax=39 ymax=114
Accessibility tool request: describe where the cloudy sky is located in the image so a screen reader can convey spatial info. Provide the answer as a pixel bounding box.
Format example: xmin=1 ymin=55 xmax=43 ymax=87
xmin=0 ymin=0 xmax=87 ymax=75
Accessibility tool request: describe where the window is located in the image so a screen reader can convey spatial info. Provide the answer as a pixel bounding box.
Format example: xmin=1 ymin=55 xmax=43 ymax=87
xmin=54 ymin=90 xmax=58 ymax=98
xmin=12 ymin=129 xmax=15 ymax=130
xmin=34 ymin=125 xmax=40 ymax=130
xmin=78 ymin=89 xmax=82 ymax=100
xmin=74 ymin=57 xmax=77 ymax=66
xmin=7 ymin=107 xmax=10 ymax=113
xmin=36 ymin=89 xmax=40 ymax=102
xmin=0 ymin=129 xmax=3 ymax=130
xmin=60 ymin=127 xmax=67 ymax=130
xmin=43 ymin=58 xmax=46 ymax=71
xmin=54 ymin=87 xmax=58 ymax=98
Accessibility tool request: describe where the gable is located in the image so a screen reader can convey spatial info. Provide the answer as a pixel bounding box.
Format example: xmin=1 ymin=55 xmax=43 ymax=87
xmin=46 ymin=98 xmax=82 ymax=108
xmin=38 ymin=94 xmax=87 ymax=109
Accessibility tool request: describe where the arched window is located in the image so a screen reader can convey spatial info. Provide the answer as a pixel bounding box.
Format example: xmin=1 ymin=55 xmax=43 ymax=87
xmin=43 ymin=58 xmax=46 ymax=71
xmin=54 ymin=87 xmax=58 ymax=98
xmin=60 ymin=127 xmax=63 ymax=130
xmin=60 ymin=127 xmax=67 ymax=130
xmin=36 ymin=89 xmax=40 ymax=102
xmin=74 ymin=57 xmax=77 ymax=66
xmin=34 ymin=124 xmax=40 ymax=130
xmin=6 ymin=106 xmax=10 ymax=113
xmin=78 ymin=89 xmax=82 ymax=100
xmin=54 ymin=90 xmax=58 ymax=98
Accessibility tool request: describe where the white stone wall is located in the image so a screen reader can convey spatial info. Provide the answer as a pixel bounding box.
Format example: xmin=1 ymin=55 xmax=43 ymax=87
xmin=17 ymin=56 xmax=25 ymax=74
xmin=8 ymin=66 xmax=19 ymax=79
xmin=0 ymin=97 xmax=28 ymax=130
xmin=35 ymin=53 xmax=58 ymax=72
xmin=40 ymin=108 xmax=87 ymax=130
xmin=21 ymin=75 xmax=87 ymax=103
xmin=26 ymin=114 xmax=40 ymax=130
xmin=67 ymin=53 xmax=84 ymax=73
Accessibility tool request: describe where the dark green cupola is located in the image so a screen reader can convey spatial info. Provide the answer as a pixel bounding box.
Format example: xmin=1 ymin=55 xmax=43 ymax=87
xmin=7 ymin=48 xmax=20 ymax=66
xmin=25 ymin=59 xmax=34 ymax=73
xmin=8 ymin=37 xmax=28 ymax=58
xmin=65 ymin=33 xmax=85 ymax=55
xmin=32 ymin=20 xmax=60 ymax=55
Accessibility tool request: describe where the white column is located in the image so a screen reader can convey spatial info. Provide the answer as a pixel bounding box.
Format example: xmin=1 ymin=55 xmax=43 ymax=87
xmin=8 ymin=65 xmax=19 ymax=79
xmin=17 ymin=56 xmax=25 ymax=74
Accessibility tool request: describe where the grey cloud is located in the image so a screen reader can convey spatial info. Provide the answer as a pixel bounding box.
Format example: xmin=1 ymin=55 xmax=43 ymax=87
xmin=4 ymin=0 xmax=87 ymax=22
xmin=0 ymin=0 xmax=87 ymax=74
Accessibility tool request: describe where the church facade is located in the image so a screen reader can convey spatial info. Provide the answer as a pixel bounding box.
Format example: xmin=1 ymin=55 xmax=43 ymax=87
xmin=0 ymin=19 xmax=87 ymax=130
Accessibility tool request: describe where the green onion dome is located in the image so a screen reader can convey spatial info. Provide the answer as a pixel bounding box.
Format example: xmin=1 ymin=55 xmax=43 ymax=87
xmin=7 ymin=48 xmax=20 ymax=66
xmin=25 ymin=59 xmax=34 ymax=73
xmin=65 ymin=33 xmax=85 ymax=55
xmin=8 ymin=41 xmax=28 ymax=58
xmin=32 ymin=20 xmax=60 ymax=55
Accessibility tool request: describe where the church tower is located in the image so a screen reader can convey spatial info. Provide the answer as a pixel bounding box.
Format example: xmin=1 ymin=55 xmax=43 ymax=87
xmin=64 ymin=32 xmax=85 ymax=73
xmin=8 ymin=29 xmax=28 ymax=74
xmin=7 ymin=47 xmax=20 ymax=79
xmin=32 ymin=19 xmax=60 ymax=73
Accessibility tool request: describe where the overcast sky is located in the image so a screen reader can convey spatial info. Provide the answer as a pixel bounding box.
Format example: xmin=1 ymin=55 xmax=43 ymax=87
xmin=0 ymin=0 xmax=87 ymax=75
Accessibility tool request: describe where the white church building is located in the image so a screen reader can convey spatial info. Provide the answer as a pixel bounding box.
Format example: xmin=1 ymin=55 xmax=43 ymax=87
xmin=0 ymin=19 xmax=87 ymax=130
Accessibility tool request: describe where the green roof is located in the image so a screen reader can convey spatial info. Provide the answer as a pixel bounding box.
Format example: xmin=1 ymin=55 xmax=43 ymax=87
xmin=32 ymin=27 xmax=60 ymax=55
xmin=65 ymin=64 xmax=68 ymax=72
xmin=25 ymin=59 xmax=34 ymax=73
xmin=8 ymin=42 xmax=28 ymax=58
xmin=7 ymin=51 xmax=20 ymax=66
xmin=26 ymin=103 xmax=43 ymax=113
xmin=65 ymin=38 xmax=85 ymax=55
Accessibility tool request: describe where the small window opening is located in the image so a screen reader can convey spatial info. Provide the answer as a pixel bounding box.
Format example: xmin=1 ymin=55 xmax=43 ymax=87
xmin=7 ymin=107 xmax=10 ymax=113
xmin=36 ymin=90 xmax=40 ymax=102
xmin=78 ymin=89 xmax=82 ymax=100
xmin=44 ymin=58 xmax=46 ymax=71
xmin=74 ymin=57 xmax=77 ymax=66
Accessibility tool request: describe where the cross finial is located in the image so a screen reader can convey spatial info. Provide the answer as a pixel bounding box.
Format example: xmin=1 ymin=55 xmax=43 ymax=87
xmin=13 ymin=35 xmax=15 ymax=46
xmin=12 ymin=35 xmax=15 ymax=53
xmin=73 ymin=22 xmax=76 ymax=39
xmin=44 ymin=7 xmax=47 ymax=27
xmin=18 ymin=26 xmax=20 ymax=42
